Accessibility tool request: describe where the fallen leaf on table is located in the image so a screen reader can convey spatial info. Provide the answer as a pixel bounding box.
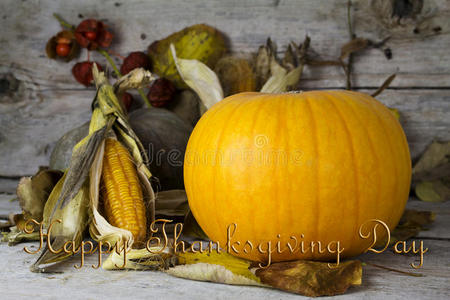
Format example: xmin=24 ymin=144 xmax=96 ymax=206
xmin=148 ymin=24 xmax=226 ymax=89
xmin=2 ymin=226 xmax=41 ymax=246
xmin=413 ymin=141 xmax=450 ymax=176
xmin=412 ymin=141 xmax=450 ymax=202
xmin=167 ymin=251 xmax=263 ymax=286
xmin=376 ymin=209 xmax=435 ymax=247
xmin=415 ymin=180 xmax=450 ymax=202
xmin=102 ymin=246 xmax=176 ymax=271
xmin=16 ymin=168 xmax=63 ymax=225
xmin=255 ymin=260 xmax=362 ymax=297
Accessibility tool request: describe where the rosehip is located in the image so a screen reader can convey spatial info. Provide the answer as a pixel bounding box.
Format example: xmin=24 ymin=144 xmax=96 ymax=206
xmin=84 ymin=31 xmax=97 ymax=41
xmin=147 ymin=78 xmax=176 ymax=107
xmin=56 ymin=43 xmax=71 ymax=57
xmin=121 ymin=92 xmax=133 ymax=112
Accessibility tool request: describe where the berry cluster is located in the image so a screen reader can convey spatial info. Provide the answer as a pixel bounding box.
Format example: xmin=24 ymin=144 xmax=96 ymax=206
xmin=46 ymin=15 xmax=176 ymax=110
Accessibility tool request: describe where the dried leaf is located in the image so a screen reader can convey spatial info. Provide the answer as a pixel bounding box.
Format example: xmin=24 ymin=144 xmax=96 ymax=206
xmin=168 ymin=252 xmax=263 ymax=286
xmin=282 ymin=44 xmax=297 ymax=71
xmin=16 ymin=168 xmax=63 ymax=222
xmin=32 ymin=176 xmax=90 ymax=271
xmin=412 ymin=141 xmax=450 ymax=202
xmin=113 ymin=68 xmax=156 ymax=94
xmin=259 ymin=36 xmax=309 ymax=93
xmin=260 ymin=65 xmax=302 ymax=93
xmin=2 ymin=226 xmax=41 ymax=246
xmin=255 ymin=260 xmax=362 ymax=297
xmin=340 ymin=38 xmax=369 ymax=60
xmin=214 ymin=56 xmax=256 ymax=96
xmin=171 ymin=44 xmax=223 ymax=113
xmin=376 ymin=209 xmax=435 ymax=247
xmin=389 ymin=107 xmax=400 ymax=120
xmin=415 ymin=181 xmax=450 ymax=202
xmin=254 ymin=41 xmax=273 ymax=89
xmin=413 ymin=141 xmax=450 ymax=176
xmin=102 ymin=246 xmax=175 ymax=270
xmin=148 ymin=24 xmax=226 ymax=88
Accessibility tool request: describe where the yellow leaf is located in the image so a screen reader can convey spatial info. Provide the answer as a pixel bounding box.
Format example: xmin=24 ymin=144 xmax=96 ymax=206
xmin=148 ymin=24 xmax=226 ymax=88
xmin=172 ymin=251 xmax=262 ymax=284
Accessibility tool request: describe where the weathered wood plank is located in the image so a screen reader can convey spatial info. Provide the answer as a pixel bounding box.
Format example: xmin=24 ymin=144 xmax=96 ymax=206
xmin=1 ymin=88 xmax=448 ymax=178
xmin=0 ymin=0 xmax=449 ymax=89
xmin=1 ymin=193 xmax=449 ymax=298
xmin=0 ymin=0 xmax=449 ymax=175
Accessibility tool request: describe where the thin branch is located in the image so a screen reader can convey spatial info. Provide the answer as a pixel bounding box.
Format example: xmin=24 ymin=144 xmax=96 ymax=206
xmin=98 ymin=49 xmax=151 ymax=108
xmin=53 ymin=13 xmax=75 ymax=30
xmin=372 ymin=74 xmax=396 ymax=97
xmin=364 ymin=262 xmax=423 ymax=277
xmin=97 ymin=49 xmax=121 ymax=78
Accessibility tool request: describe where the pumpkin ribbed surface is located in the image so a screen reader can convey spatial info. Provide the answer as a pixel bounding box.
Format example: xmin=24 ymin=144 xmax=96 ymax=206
xmin=184 ymin=91 xmax=411 ymax=262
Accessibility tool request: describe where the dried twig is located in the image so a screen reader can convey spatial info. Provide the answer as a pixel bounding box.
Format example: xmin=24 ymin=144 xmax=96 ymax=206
xmin=371 ymin=74 xmax=396 ymax=97
xmin=364 ymin=262 xmax=423 ymax=277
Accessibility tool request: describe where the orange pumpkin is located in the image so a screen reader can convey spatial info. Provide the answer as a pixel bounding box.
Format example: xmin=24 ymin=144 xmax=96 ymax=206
xmin=184 ymin=91 xmax=411 ymax=263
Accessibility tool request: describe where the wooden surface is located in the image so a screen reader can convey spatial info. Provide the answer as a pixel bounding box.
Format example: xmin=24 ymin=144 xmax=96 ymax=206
xmin=0 ymin=0 xmax=449 ymax=180
xmin=1 ymin=193 xmax=449 ymax=299
xmin=0 ymin=1 xmax=449 ymax=298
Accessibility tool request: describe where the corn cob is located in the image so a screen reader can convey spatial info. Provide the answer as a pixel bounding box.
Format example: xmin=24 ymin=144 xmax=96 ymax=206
xmin=101 ymin=138 xmax=147 ymax=244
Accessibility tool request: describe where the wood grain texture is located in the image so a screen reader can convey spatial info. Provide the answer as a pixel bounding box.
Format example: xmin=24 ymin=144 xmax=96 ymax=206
xmin=0 ymin=0 xmax=449 ymax=178
xmin=1 ymin=193 xmax=449 ymax=298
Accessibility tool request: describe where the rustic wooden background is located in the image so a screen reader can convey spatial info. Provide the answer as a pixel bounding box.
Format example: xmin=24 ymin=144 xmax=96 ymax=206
xmin=0 ymin=0 xmax=449 ymax=193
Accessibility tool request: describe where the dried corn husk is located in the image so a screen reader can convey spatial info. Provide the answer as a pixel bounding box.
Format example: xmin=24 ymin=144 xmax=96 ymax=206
xmin=102 ymin=246 xmax=176 ymax=270
xmin=31 ymin=67 xmax=156 ymax=271
xmin=88 ymin=67 xmax=155 ymax=250
xmin=170 ymin=44 xmax=223 ymax=114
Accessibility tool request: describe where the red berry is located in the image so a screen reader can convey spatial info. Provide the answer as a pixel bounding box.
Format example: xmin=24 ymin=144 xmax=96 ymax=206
xmin=120 ymin=52 xmax=151 ymax=75
xmin=72 ymin=61 xmax=102 ymax=86
xmin=84 ymin=31 xmax=97 ymax=41
xmin=121 ymin=92 xmax=133 ymax=112
xmin=147 ymin=78 xmax=176 ymax=107
xmin=56 ymin=43 xmax=71 ymax=57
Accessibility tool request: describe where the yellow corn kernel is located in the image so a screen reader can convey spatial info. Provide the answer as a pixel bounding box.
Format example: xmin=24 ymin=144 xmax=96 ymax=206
xmin=101 ymin=138 xmax=147 ymax=244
